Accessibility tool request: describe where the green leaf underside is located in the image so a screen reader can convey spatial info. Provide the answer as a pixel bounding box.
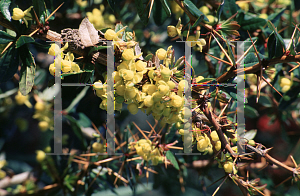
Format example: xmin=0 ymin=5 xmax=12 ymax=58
xmin=19 ymin=46 xmax=36 ymax=95
xmin=64 ymin=115 xmax=88 ymax=148
xmin=0 ymin=30 xmax=15 ymax=44
xmin=0 ymin=47 xmax=19 ymax=83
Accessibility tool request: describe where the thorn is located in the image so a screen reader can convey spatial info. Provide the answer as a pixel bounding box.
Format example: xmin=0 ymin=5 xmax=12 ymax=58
xmin=211 ymin=33 xmax=234 ymax=65
xmin=1 ymin=41 xmax=13 ymax=55
xmin=45 ymin=2 xmax=64 ymax=22
xmin=148 ymin=0 xmax=154 ymax=19
xmin=206 ymin=53 xmax=232 ymax=66
xmin=32 ymin=8 xmax=41 ymax=26
xmin=261 ymin=76 xmax=282 ymax=97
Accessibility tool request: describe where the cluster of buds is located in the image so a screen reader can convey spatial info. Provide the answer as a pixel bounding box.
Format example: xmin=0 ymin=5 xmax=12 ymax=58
xmin=33 ymin=101 xmax=53 ymax=132
xmin=48 ymin=43 xmax=81 ymax=77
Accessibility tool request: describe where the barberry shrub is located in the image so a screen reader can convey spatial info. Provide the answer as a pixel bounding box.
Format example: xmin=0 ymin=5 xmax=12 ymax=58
xmin=0 ymin=0 xmax=300 ymax=195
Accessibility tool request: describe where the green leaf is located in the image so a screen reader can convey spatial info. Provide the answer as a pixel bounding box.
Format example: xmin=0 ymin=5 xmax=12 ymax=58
xmin=19 ymin=46 xmax=36 ymax=95
xmin=0 ymin=0 xmax=11 ymax=21
xmin=32 ymin=0 xmax=46 ymax=23
xmin=216 ymin=0 xmax=225 ymax=23
xmin=64 ymin=115 xmax=88 ymax=149
xmin=88 ymin=45 xmax=110 ymax=56
xmin=244 ymin=129 xmax=257 ymax=140
xmin=107 ymin=0 xmax=115 ymax=11
xmin=145 ymin=54 xmax=153 ymax=61
xmin=240 ymin=17 xmax=266 ymax=32
xmin=0 ymin=30 xmax=15 ymax=44
xmin=267 ymin=8 xmax=285 ymax=28
xmin=153 ymin=0 xmax=169 ymax=26
xmin=267 ymin=21 xmax=286 ymax=49
xmin=278 ymin=86 xmax=300 ymax=111
xmin=159 ymin=0 xmax=171 ymax=17
xmin=244 ymin=105 xmax=259 ymax=118
xmin=196 ymin=78 xmax=216 ymax=83
xmin=77 ymin=112 xmax=92 ymax=128
xmin=0 ymin=47 xmax=19 ymax=83
xmin=166 ymin=151 xmax=179 ymax=170
xmin=34 ymin=69 xmax=47 ymax=86
xmin=258 ymin=95 xmax=272 ymax=107
xmin=183 ymin=0 xmax=209 ymax=23
xmin=16 ymin=36 xmax=35 ymax=48
xmin=267 ymin=32 xmax=284 ymax=60
xmin=64 ymin=86 xmax=90 ymax=114
xmin=135 ymin=0 xmax=150 ymax=25
xmin=222 ymin=0 xmax=239 ymax=19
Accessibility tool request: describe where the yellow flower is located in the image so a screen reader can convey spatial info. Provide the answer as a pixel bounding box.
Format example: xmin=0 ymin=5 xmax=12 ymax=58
xmin=36 ymin=150 xmax=46 ymax=163
xmin=49 ymin=63 xmax=55 ymax=76
xmin=15 ymin=91 xmax=32 ymax=108
xmin=187 ymin=31 xmax=206 ymax=51
xmin=127 ymin=103 xmax=139 ymax=115
xmin=167 ymin=26 xmax=178 ymax=37
xmin=61 ymin=60 xmax=72 ymax=72
xmin=11 ymin=6 xmax=33 ymax=27
xmin=48 ymin=44 xmax=61 ymax=56
xmin=223 ymin=161 xmax=233 ymax=173
xmin=122 ymin=49 xmax=135 ymax=61
xmin=210 ymin=131 xmax=219 ymax=141
xmin=11 ymin=8 xmax=25 ymax=20
xmin=38 ymin=121 xmax=49 ymax=132
xmin=156 ymin=48 xmax=167 ymax=60
xmin=199 ymin=6 xmax=210 ymax=15
xmin=238 ymin=2 xmax=249 ymax=12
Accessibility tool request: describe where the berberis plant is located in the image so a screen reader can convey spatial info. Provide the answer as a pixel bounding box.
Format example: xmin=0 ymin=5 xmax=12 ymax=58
xmin=0 ymin=0 xmax=300 ymax=195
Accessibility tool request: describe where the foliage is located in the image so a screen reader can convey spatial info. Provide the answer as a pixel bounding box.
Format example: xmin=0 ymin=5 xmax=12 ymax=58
xmin=0 ymin=0 xmax=300 ymax=195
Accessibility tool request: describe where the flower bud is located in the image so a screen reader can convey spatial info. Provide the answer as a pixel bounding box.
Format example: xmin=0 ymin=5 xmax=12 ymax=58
xmin=167 ymin=26 xmax=178 ymax=37
xmin=127 ymin=103 xmax=139 ymax=115
xmin=105 ymin=29 xmax=117 ymax=40
xmin=36 ymin=150 xmax=46 ymax=163
xmin=156 ymin=48 xmax=167 ymax=60
xmin=11 ymin=8 xmax=25 ymax=20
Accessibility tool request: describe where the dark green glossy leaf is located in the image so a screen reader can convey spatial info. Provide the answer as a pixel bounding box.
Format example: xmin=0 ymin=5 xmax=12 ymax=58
xmin=31 ymin=41 xmax=51 ymax=50
xmin=267 ymin=21 xmax=286 ymax=52
xmin=159 ymin=0 xmax=171 ymax=17
xmin=0 ymin=30 xmax=15 ymax=44
xmin=19 ymin=46 xmax=36 ymax=95
xmin=244 ymin=105 xmax=259 ymax=118
xmin=166 ymin=151 xmax=179 ymax=170
xmin=153 ymin=0 xmax=168 ymax=26
xmin=222 ymin=0 xmax=239 ymax=19
xmin=64 ymin=115 xmax=88 ymax=148
xmin=216 ymin=0 xmax=225 ymax=23
xmin=258 ymin=95 xmax=272 ymax=107
xmin=107 ymin=0 xmax=115 ymax=11
xmin=0 ymin=47 xmax=19 ymax=83
xmin=240 ymin=17 xmax=266 ymax=32
xmin=0 ymin=0 xmax=11 ymax=21
xmin=33 ymin=0 xmax=46 ymax=23
xmin=267 ymin=8 xmax=285 ymax=28
xmin=135 ymin=0 xmax=150 ymax=25
xmin=267 ymin=32 xmax=284 ymax=60
xmin=16 ymin=36 xmax=35 ymax=48
xmin=183 ymin=0 xmax=209 ymax=23
xmin=278 ymin=86 xmax=300 ymax=111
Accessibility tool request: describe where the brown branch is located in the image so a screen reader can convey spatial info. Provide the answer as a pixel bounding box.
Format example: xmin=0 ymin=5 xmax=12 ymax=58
xmin=217 ymin=55 xmax=300 ymax=83
xmin=202 ymin=105 xmax=236 ymax=156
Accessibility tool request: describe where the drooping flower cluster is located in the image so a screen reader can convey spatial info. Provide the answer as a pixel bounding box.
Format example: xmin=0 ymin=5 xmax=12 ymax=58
xmin=130 ymin=139 xmax=164 ymax=165
xmin=48 ymin=43 xmax=81 ymax=77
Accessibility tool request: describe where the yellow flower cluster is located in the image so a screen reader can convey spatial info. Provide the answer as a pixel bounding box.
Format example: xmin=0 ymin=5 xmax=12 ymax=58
xmin=133 ymin=139 xmax=164 ymax=165
xmin=86 ymin=5 xmax=116 ymax=30
xmin=48 ymin=43 xmax=81 ymax=77
xmin=187 ymin=31 xmax=206 ymax=52
xmin=33 ymin=102 xmax=53 ymax=132
xmin=279 ymin=77 xmax=292 ymax=93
